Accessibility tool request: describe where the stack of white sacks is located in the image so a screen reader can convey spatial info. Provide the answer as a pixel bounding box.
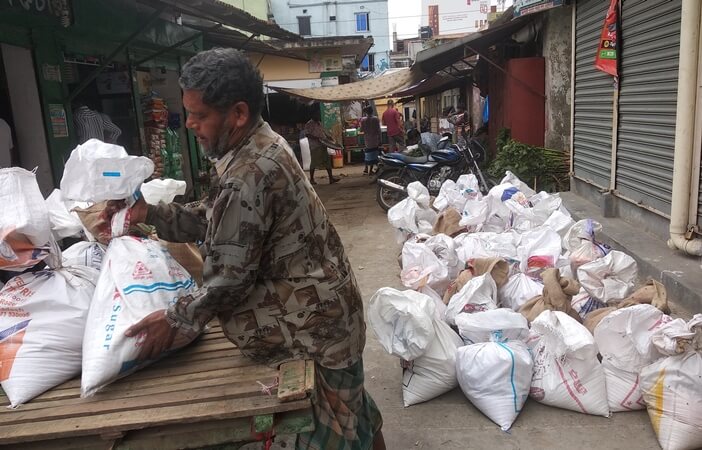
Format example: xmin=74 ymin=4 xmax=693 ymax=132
xmin=369 ymin=172 xmax=702 ymax=450
xmin=0 ymin=139 xmax=196 ymax=408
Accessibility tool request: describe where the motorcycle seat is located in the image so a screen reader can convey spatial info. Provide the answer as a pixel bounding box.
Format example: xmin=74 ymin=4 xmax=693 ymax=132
xmin=383 ymin=152 xmax=429 ymax=164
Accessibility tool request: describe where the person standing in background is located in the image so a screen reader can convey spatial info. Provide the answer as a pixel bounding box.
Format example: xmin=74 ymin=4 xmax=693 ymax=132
xmin=304 ymin=109 xmax=341 ymax=185
xmin=419 ymin=117 xmax=441 ymax=151
xmin=381 ymin=99 xmax=404 ymax=152
xmin=0 ymin=118 xmax=13 ymax=167
xmin=359 ymin=105 xmax=381 ymax=175
xmin=73 ymin=98 xmax=122 ymax=144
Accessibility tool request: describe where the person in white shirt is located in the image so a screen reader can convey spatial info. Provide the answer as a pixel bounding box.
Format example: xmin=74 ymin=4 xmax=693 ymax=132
xmin=0 ymin=118 xmax=13 ymax=167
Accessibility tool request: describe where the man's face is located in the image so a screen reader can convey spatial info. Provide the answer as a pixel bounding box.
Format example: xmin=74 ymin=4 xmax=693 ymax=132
xmin=183 ymin=89 xmax=232 ymax=159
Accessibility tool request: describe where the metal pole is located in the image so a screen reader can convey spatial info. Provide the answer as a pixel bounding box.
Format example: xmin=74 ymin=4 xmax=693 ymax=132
xmin=239 ymin=33 xmax=259 ymax=51
xmin=68 ymin=5 xmax=166 ymax=103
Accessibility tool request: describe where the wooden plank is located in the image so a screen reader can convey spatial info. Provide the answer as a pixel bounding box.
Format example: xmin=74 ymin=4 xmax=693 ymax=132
xmin=277 ymin=360 xmax=314 ymax=403
xmin=8 ymin=409 xmax=314 ymax=450
xmin=2 ymin=366 xmax=277 ymax=414
xmin=2 ymin=376 xmax=281 ymax=426
xmin=304 ymin=359 xmax=316 ymax=394
xmin=1 ymin=347 xmax=267 ymax=408
xmin=0 ymin=396 xmax=311 ymax=444
xmin=114 ymin=409 xmax=314 ymax=450
xmin=0 ymin=356 xmax=258 ymax=408
xmin=253 ymin=414 xmax=274 ymax=433
xmin=12 ymin=363 xmax=272 ymax=405
xmin=0 ymin=334 xmax=242 ymax=400
xmin=0 ymin=323 xmax=312 ymax=448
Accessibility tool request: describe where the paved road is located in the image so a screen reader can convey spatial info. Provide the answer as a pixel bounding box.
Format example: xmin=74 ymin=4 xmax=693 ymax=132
xmin=312 ymin=167 xmax=659 ymax=450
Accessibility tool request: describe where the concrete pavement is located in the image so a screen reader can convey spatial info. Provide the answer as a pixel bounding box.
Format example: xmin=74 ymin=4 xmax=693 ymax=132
xmin=312 ymin=166 xmax=661 ymax=450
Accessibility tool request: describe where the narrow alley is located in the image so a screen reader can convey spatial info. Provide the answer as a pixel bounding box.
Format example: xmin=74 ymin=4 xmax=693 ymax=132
xmin=316 ymin=168 xmax=660 ymax=450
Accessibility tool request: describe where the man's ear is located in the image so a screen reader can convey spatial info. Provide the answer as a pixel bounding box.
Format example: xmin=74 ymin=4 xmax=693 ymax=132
xmin=228 ymin=101 xmax=251 ymax=128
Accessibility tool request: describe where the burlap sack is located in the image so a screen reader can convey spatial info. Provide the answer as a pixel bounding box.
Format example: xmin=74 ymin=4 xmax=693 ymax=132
xmin=432 ymin=208 xmax=464 ymax=237
xmin=161 ymin=240 xmax=204 ymax=286
xmin=583 ymin=280 xmax=669 ymax=334
xmin=73 ymin=201 xmax=111 ymax=244
xmin=468 ymin=258 xmax=509 ymax=288
xmin=621 ymin=279 xmax=670 ymax=314
xmin=442 ymin=269 xmax=474 ymax=305
xmin=520 ymin=268 xmax=581 ymax=323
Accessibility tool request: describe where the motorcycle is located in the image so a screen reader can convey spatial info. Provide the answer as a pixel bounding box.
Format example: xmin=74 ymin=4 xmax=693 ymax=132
xmin=375 ymin=129 xmax=492 ymax=211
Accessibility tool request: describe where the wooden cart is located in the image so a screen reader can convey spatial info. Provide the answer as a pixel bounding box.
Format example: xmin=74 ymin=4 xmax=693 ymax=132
xmin=0 ymin=323 xmax=315 ymax=450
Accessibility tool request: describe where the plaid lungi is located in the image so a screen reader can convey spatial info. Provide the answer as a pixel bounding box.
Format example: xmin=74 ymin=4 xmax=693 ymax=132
xmin=296 ymin=359 xmax=383 ymax=450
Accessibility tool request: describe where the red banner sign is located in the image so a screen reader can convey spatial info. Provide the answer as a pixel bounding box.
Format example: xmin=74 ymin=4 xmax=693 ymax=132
xmin=595 ymin=0 xmax=619 ymax=77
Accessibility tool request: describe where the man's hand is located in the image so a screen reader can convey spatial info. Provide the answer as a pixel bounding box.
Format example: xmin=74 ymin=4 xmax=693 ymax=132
xmin=125 ymin=309 xmax=177 ymax=361
xmin=104 ymin=196 xmax=149 ymax=226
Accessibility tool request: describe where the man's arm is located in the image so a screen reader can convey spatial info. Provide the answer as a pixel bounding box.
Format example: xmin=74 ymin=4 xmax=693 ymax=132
xmin=145 ymin=202 xmax=208 ymax=243
xmin=101 ymin=113 xmax=122 ymax=143
xmin=304 ymin=121 xmax=325 ymax=140
xmin=166 ymin=172 xmax=274 ymax=331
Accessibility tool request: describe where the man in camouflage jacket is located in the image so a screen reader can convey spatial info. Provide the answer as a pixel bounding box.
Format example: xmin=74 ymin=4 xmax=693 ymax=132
xmin=121 ymin=49 xmax=385 ymax=450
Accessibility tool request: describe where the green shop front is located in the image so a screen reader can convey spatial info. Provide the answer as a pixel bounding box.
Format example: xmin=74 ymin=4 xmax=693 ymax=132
xmin=0 ymin=0 xmax=207 ymax=198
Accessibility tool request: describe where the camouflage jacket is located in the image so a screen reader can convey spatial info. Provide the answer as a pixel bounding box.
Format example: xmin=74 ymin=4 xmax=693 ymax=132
xmin=146 ymin=120 xmax=365 ymax=369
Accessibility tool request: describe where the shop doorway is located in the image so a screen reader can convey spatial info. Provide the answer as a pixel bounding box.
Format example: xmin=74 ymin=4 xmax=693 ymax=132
xmin=134 ymin=67 xmax=194 ymax=196
xmin=64 ymin=58 xmax=139 ymax=152
xmin=263 ymin=92 xmax=316 ymax=162
xmin=0 ymin=43 xmax=53 ymax=194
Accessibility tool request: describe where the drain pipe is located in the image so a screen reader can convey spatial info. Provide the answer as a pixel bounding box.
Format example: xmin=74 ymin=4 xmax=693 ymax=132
xmin=668 ymin=0 xmax=702 ymax=255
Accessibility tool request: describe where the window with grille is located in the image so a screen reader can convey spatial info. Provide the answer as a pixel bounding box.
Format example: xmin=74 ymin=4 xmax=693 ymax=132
xmin=298 ymin=16 xmax=311 ymax=36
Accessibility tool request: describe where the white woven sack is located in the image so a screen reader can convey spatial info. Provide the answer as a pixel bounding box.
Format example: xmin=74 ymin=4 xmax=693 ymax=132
xmin=402 ymin=319 xmax=462 ymax=406
xmin=527 ymin=310 xmax=609 ymax=417
xmin=456 ymin=341 xmax=533 ymax=431
xmin=0 ymin=266 xmax=98 ymax=406
xmin=0 ymin=167 xmax=51 ymax=247
xmin=81 ymin=237 xmax=197 ymax=397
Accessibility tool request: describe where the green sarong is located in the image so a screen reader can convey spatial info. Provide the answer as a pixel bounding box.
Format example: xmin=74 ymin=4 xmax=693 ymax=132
xmin=296 ymin=359 xmax=383 ymax=450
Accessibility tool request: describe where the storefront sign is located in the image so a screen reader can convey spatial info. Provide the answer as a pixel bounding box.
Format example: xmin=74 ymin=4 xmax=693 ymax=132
xmin=321 ymin=76 xmax=338 ymax=87
xmin=513 ymin=0 xmax=564 ymax=17
xmin=48 ymin=104 xmax=68 ymax=138
xmin=595 ymin=0 xmax=619 ymax=77
xmin=309 ymin=53 xmax=342 ymax=73
xmin=3 ymin=0 xmax=72 ymax=26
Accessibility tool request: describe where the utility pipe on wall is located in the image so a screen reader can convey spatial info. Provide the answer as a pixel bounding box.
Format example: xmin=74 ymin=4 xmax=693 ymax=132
xmin=668 ymin=0 xmax=702 ymax=255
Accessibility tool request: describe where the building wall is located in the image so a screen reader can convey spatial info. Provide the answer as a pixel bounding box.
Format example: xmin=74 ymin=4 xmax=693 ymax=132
xmin=420 ymin=0 xmax=489 ymax=35
xmin=248 ymin=53 xmax=321 ymax=81
xmin=269 ymin=0 xmax=391 ymax=71
xmin=217 ymin=0 xmax=270 ymax=20
xmin=542 ymin=5 xmax=572 ymax=151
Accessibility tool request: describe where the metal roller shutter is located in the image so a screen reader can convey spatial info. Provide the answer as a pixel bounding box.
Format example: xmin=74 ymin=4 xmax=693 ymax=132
xmin=616 ymin=0 xmax=681 ymax=215
xmin=573 ymin=0 xmax=615 ymax=189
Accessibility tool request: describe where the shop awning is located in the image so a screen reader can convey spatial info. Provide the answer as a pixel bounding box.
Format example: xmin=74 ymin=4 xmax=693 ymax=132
xmin=136 ymin=0 xmax=303 ymax=41
xmin=414 ymin=8 xmax=531 ymax=73
xmin=271 ymin=68 xmax=424 ymax=102
xmin=186 ymin=23 xmax=308 ymax=60
xmin=392 ymin=73 xmax=468 ymax=99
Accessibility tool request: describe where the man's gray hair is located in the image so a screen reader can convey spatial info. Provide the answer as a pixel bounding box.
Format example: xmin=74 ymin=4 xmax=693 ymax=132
xmin=179 ymin=48 xmax=264 ymax=118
